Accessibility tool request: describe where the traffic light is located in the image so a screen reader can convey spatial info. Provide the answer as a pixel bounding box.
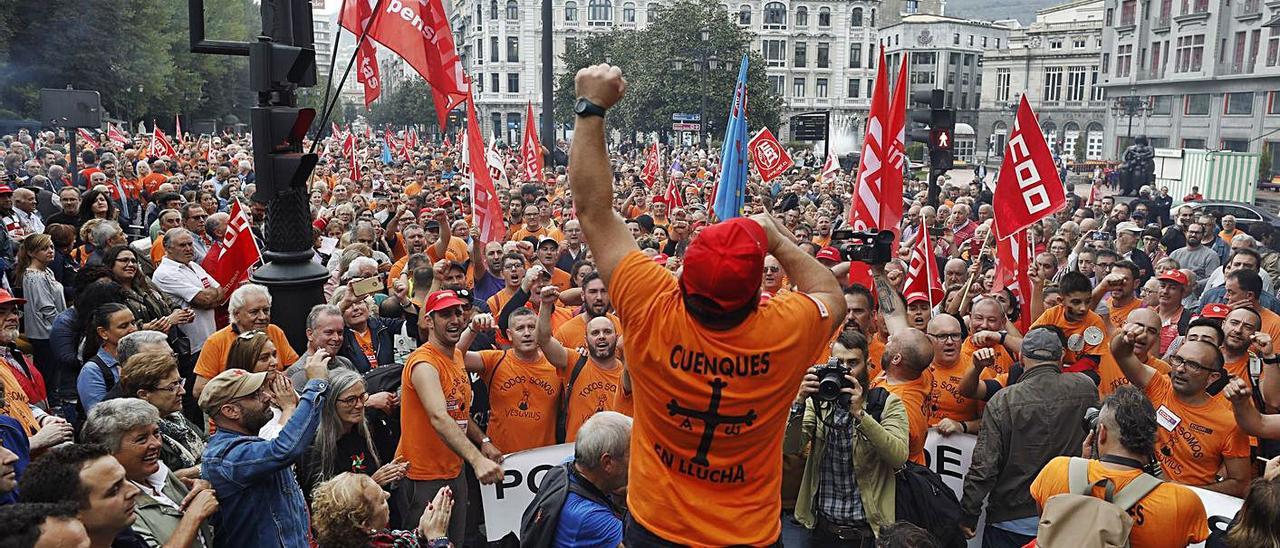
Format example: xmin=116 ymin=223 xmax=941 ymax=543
xmin=250 ymin=40 xmax=319 ymax=199
xmin=907 ymin=89 xmax=955 ymax=171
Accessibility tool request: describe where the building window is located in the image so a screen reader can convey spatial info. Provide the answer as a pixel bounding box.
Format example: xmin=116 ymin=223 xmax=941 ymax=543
xmin=490 ymin=0 xmax=499 ymax=19
xmin=1151 ymin=41 xmax=1162 ymax=77
xmin=796 ymin=6 xmax=808 ymax=25
xmin=1270 ymin=91 xmax=1280 ymax=114
xmin=1050 ymin=39 xmax=1062 ymax=49
xmin=818 ymin=7 xmax=830 ymax=27
xmin=848 ymin=78 xmax=861 ymax=98
xmin=816 ymin=78 xmax=829 ymax=98
xmin=1116 ymin=44 xmax=1133 ymax=77
xmin=849 ymin=43 xmax=863 ymax=68
xmin=793 ymin=77 xmax=806 ymax=98
xmin=588 ymin=0 xmax=612 ymax=24
xmin=869 ymin=45 xmax=875 ymax=68
xmin=506 ymin=0 xmax=519 ymax=19
xmin=795 ymin=42 xmax=807 ymax=68
xmin=1183 ymin=138 xmax=1206 ymax=149
xmin=491 ymin=72 xmax=500 ymax=92
xmin=1066 ymin=66 xmax=1087 ymax=101
xmin=1184 ymin=93 xmax=1210 ymax=115
xmin=1073 ymin=37 xmax=1086 ymax=48
xmin=491 ymin=112 xmax=503 ymax=140
xmin=1158 ymin=0 xmax=1172 ymax=23
xmin=850 ymin=7 xmax=863 ymax=27
xmin=764 ymin=2 xmax=786 ymax=28
xmin=1181 ymin=0 xmax=1209 ymax=14
xmin=1222 ymin=139 xmax=1249 ymax=152
xmin=646 ymin=4 xmax=656 ymax=21
xmin=769 ymin=75 xmax=784 ymax=95
xmin=817 ymin=42 xmax=830 ymax=68
xmin=948 ymin=52 xmax=959 ymax=65
xmin=1151 ymin=95 xmax=1173 ymax=115
xmin=995 ymin=68 xmax=1011 ymax=102
xmin=995 ymin=38 xmax=1000 ymax=48
xmin=1063 ymin=123 xmax=1080 ymax=156
xmin=969 ymin=35 xmax=975 ymax=46
xmin=905 ymin=0 xmax=919 ymax=13
xmin=953 ymin=33 xmax=960 ymax=45
xmin=763 ymin=39 xmax=786 ymax=67
xmin=476 ymin=39 xmax=484 ymax=64
xmin=1043 ymin=66 xmax=1063 ymax=102
xmin=622 ymin=2 xmax=635 ymax=21
xmin=1176 ymin=34 xmax=1205 ymax=72
xmin=507 ymin=37 xmax=519 ymax=61
xmin=1225 ymin=92 xmax=1254 ymax=115
xmin=1269 ymin=28 xmax=1279 ymax=67
xmin=508 ymin=73 xmax=520 ymax=93
xmin=476 ymin=73 xmax=484 ymax=92
xmin=565 ymin=0 xmax=578 ymax=21
xmin=490 ymin=37 xmax=499 ymax=62
xmin=1120 ymin=0 xmax=1136 ymax=25
xmin=1086 ymin=123 xmax=1104 ymax=160
xmin=910 ymin=69 xmax=936 ymax=85
xmin=1090 ymin=67 xmax=1105 ymax=101
xmin=870 ymin=8 xmax=875 ymax=26
xmin=739 ymin=4 xmax=751 ymax=24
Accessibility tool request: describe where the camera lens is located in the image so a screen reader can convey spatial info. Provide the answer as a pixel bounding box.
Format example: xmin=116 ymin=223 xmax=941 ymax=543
xmin=817 ymin=371 xmax=844 ymax=401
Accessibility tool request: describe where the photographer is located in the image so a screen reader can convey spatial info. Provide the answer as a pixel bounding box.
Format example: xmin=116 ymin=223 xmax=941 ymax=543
xmin=784 ymin=331 xmax=910 ymax=547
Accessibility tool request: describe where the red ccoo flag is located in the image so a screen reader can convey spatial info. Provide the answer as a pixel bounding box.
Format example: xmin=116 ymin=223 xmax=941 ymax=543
xmin=747 ymin=127 xmax=794 ymax=182
xmin=147 ymin=127 xmax=177 ymax=159
xmin=993 ymin=229 xmax=1034 ymax=332
xmin=902 ymin=225 xmax=944 ymax=308
xmin=466 ymin=93 xmax=506 ymax=242
xmin=341 ymin=0 xmax=468 ymax=127
xmin=992 ymin=96 xmax=1067 ymax=240
xmin=881 ymin=53 xmax=908 ymax=247
xmin=201 ymin=200 xmax=262 ymax=297
xmin=661 ymin=176 xmax=685 ymax=209
xmin=344 ymin=0 xmax=382 ymax=110
xmin=520 ymin=102 xmax=544 ymax=182
xmin=76 ymin=128 xmax=100 ymax=150
xmin=641 ymin=142 xmax=661 ymax=188
xmin=107 ymin=123 xmax=129 ymax=145
xmin=819 ymin=152 xmax=839 ymax=180
xmin=850 ymin=48 xmax=891 ymax=233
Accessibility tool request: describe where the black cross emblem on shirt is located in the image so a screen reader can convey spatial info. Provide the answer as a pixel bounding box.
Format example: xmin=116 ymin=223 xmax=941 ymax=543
xmin=666 ymin=377 xmax=757 ymax=466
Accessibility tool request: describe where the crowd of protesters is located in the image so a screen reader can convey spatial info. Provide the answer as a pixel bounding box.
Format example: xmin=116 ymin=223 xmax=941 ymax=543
xmin=0 ymin=64 xmax=1279 ymax=547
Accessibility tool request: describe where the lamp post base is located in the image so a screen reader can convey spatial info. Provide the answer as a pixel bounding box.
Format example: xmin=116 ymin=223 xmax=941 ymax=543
xmin=249 ymin=187 xmax=328 ymax=353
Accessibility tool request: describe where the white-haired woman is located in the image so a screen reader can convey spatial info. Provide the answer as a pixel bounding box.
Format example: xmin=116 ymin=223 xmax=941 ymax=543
xmin=296 ymin=368 xmax=405 ymax=500
xmin=82 ymin=398 xmax=218 ymax=547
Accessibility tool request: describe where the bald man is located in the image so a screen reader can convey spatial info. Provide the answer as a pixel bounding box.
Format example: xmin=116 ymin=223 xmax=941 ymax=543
xmin=871 ymin=328 xmax=936 ymax=465
xmin=1096 ymin=308 xmax=1170 ymax=398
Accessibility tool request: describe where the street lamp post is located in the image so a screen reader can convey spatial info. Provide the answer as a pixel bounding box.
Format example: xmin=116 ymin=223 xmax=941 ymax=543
xmin=1110 ymin=87 xmax=1152 ymax=150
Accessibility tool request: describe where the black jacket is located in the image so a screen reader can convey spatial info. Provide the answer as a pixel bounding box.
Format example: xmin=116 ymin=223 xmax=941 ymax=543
xmin=339 ymin=316 xmax=406 ymax=373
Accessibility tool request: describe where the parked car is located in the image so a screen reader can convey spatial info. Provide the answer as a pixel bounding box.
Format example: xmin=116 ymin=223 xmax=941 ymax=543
xmin=1183 ymin=200 xmax=1280 ymax=233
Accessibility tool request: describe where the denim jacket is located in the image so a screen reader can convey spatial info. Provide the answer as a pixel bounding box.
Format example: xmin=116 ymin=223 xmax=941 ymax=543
xmin=201 ymin=378 xmax=329 ymax=548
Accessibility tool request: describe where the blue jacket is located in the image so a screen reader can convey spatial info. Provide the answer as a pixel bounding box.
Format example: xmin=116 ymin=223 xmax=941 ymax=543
xmin=202 ymin=378 xmax=328 ymax=548
xmin=339 ymin=317 xmax=405 ymax=373
xmin=1198 ymin=286 xmax=1280 ymax=315
xmin=49 ymin=308 xmax=80 ymax=379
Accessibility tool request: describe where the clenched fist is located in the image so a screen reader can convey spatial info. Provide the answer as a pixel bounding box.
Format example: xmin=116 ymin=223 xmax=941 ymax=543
xmin=574 ymin=64 xmax=628 ymax=110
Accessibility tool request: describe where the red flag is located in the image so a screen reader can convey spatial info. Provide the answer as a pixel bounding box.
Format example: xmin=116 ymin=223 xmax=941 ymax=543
xmin=201 ymin=200 xmax=262 ymax=297
xmin=881 ymin=54 xmax=908 ymax=245
xmin=994 ymin=229 xmax=1034 ymax=332
xmin=76 ymin=128 xmax=100 ymax=150
xmin=407 ymin=128 xmax=419 ymax=150
xmin=147 ymin=127 xmax=177 ymax=158
xmin=850 ymin=48 xmax=891 ymax=233
xmin=341 ymin=0 xmax=468 ymax=127
xmin=344 ymin=133 xmax=362 ymax=180
xmin=466 ymin=94 xmax=505 ymax=242
xmin=747 ymin=128 xmax=794 ymax=182
xmin=443 ymin=134 xmax=453 ymax=148
xmin=992 ymin=96 xmax=1067 ymax=240
xmin=902 ymin=227 xmax=944 ymax=308
xmin=661 ymin=177 xmax=685 ymax=209
xmin=820 ymin=152 xmax=839 ymax=180
xmin=107 ymin=124 xmax=128 ymax=145
xmin=520 ymin=102 xmax=544 ymax=182
xmin=641 ymin=142 xmax=661 ymax=188
xmin=175 ymin=115 xmax=185 ymax=144
xmin=347 ymin=0 xmax=382 ymax=110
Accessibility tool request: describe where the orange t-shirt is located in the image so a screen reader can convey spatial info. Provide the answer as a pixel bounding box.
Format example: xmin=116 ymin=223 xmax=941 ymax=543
xmin=397 ymin=344 xmax=471 ymax=480
xmin=486 ymin=287 xmax=517 ymax=317
xmin=1031 ymin=457 xmax=1209 ymax=548
xmin=510 ymin=225 xmax=550 ymax=242
xmin=550 ymin=268 xmax=572 ymax=292
xmin=960 ymin=337 xmax=1018 ymax=379
xmin=480 ymin=350 xmax=561 ymax=453
xmin=141 ymin=173 xmax=169 ymax=195
xmin=425 ymin=238 xmax=472 ymax=265
xmin=561 ymin=349 xmax=626 ymax=442
xmin=1097 ymin=344 xmax=1170 ymax=399
xmin=1107 ymin=297 xmax=1143 ymax=331
xmin=151 ymin=234 xmax=167 ymax=263
xmin=553 ymin=313 xmax=621 ymax=352
xmin=404 ymin=181 xmax=422 ymax=197
xmin=608 ymin=251 xmax=836 ymax=546
xmin=866 ymin=336 xmax=886 ymax=381
xmin=1260 ymin=308 xmax=1280 ymax=346
xmin=1223 ymin=353 xmax=1258 ymax=389
xmin=1144 ymin=373 xmax=1250 ymax=486
xmin=928 ymin=359 xmax=982 ymax=424
xmin=1031 ymin=305 xmax=1108 ymax=369
xmin=872 ymin=370 xmax=934 ymax=465
xmin=193 ymin=324 xmax=300 ymax=379
xmin=353 ymin=327 xmax=378 ymax=368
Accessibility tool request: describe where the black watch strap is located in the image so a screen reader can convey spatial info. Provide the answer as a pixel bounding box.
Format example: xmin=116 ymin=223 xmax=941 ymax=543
xmin=575 ymin=97 xmax=607 ymax=118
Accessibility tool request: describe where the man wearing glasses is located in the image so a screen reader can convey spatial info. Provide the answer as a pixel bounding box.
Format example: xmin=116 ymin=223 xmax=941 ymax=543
xmin=1112 ymin=319 xmax=1251 ymax=497
xmin=181 ymin=203 xmax=212 ymax=263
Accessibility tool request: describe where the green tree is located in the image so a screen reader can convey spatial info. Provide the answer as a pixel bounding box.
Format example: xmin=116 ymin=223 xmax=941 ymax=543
xmin=366 ymin=79 xmax=439 ymax=131
xmin=555 ymin=0 xmax=782 ymax=140
xmin=1073 ymin=133 xmax=1087 ymax=162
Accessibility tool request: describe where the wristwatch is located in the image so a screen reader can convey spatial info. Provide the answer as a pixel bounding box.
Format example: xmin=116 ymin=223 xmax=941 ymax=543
xmin=480 ymin=436 xmax=492 ymax=445
xmin=574 ymin=97 xmax=607 ymax=118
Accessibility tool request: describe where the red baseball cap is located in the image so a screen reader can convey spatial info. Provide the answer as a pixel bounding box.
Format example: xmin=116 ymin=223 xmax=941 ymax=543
xmin=680 ymin=218 xmax=767 ymax=311
xmin=1199 ymin=303 xmax=1232 ymax=319
xmin=422 ymin=290 xmax=466 ymax=313
xmin=905 ymin=291 xmax=930 ymax=305
xmin=0 ymin=186 xmax=12 ymax=195
xmin=815 ymin=246 xmax=841 ymax=263
xmin=0 ymin=289 xmax=26 ymax=307
xmin=1158 ymin=270 xmax=1189 ymax=286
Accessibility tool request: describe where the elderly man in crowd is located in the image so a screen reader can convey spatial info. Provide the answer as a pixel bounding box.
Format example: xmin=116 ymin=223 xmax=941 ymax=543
xmin=192 ymin=284 xmax=299 ymax=399
xmin=153 ymin=228 xmax=224 ymax=356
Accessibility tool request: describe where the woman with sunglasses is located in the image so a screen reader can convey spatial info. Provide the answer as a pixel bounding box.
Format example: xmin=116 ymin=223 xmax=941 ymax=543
xmin=119 ymin=350 xmax=207 ymax=480
xmin=103 ymin=245 xmax=195 ymax=335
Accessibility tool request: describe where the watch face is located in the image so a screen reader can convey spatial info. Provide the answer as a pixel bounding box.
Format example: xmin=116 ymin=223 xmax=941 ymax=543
xmin=575 ymin=98 xmax=589 ymax=114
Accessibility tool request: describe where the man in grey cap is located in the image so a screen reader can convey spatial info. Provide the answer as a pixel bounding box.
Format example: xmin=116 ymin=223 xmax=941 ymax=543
xmin=959 ymin=326 xmax=1099 ymax=547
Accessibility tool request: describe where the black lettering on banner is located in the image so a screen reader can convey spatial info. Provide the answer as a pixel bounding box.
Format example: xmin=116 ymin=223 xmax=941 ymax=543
xmin=495 ymin=469 xmax=523 ymax=500
xmin=935 ymin=445 xmax=964 ymax=480
xmin=527 ymin=464 xmax=554 ymax=494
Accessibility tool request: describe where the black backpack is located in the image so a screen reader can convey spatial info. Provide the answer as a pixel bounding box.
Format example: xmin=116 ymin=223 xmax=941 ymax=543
xmin=865 ymin=387 xmax=966 ymax=548
xmin=519 ymin=462 xmax=621 ymax=547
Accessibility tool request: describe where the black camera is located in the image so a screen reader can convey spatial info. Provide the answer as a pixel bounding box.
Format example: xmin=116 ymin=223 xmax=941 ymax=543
xmin=811 ymin=358 xmax=853 ymax=408
xmin=830 ymin=229 xmax=895 ymax=265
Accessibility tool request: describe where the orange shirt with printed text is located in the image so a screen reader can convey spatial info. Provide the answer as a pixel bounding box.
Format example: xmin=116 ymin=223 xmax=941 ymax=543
xmin=1097 ymin=346 xmax=1170 ymax=399
xmin=1143 ymin=373 xmax=1250 ymax=486
xmin=608 ymin=251 xmax=836 ymax=546
xmin=928 ymin=359 xmax=982 ymax=424
xmin=397 ymin=344 xmax=472 ymax=480
xmin=480 ymin=350 xmax=561 ymax=453
xmin=872 ymin=370 xmax=934 ymax=465
xmin=561 ymin=349 xmax=626 ymax=442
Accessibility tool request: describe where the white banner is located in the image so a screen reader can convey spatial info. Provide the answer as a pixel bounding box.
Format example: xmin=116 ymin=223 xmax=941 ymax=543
xmin=479 ymin=443 xmax=574 ymax=542
xmin=922 ymin=430 xmax=1241 ymax=548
